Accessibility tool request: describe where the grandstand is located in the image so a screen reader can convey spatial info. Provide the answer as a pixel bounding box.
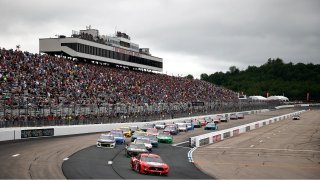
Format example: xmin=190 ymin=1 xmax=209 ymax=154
xmin=39 ymin=26 xmax=162 ymax=72
xmin=0 ymin=28 xmax=274 ymax=128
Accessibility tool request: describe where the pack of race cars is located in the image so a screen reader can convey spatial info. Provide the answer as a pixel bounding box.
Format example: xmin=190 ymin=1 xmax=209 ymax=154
xmin=95 ymin=112 xmax=246 ymax=176
xmin=96 ymin=125 xmax=173 ymax=176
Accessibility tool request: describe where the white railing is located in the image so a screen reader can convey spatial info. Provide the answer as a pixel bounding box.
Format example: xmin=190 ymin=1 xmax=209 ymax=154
xmin=189 ymin=110 xmax=306 ymax=147
xmin=0 ymin=109 xmax=268 ymax=142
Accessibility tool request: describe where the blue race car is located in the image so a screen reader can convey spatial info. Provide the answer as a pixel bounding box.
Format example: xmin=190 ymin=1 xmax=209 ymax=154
xmin=131 ymin=131 xmax=147 ymax=142
xmin=110 ymin=132 xmax=126 ymax=144
xmin=204 ymin=123 xmax=218 ymax=130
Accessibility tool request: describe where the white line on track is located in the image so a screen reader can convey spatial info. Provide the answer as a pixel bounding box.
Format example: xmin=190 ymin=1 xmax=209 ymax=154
xmin=63 ymin=158 xmax=69 ymax=161
xmin=250 ymin=145 xmax=255 ymax=148
xmin=12 ymin=154 xmax=20 ymax=157
xmin=172 ymin=141 xmax=189 ymax=146
xmin=108 ymin=161 xmax=113 ymax=165
xmin=187 ymin=147 xmax=197 ymax=163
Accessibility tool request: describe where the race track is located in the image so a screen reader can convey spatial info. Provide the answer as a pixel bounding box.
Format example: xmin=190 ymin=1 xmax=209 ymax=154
xmin=63 ymin=144 xmax=212 ymax=179
xmin=193 ymin=109 xmax=320 ymax=179
xmin=0 ymin=108 xmax=300 ymax=179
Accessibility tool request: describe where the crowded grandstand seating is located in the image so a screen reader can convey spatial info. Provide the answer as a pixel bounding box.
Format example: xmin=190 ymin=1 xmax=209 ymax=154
xmin=0 ymin=48 xmax=248 ymax=127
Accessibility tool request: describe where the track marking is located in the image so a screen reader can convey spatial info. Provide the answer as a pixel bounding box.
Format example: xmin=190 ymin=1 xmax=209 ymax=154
xmin=259 ymin=140 xmax=263 ymax=143
xmin=187 ymin=147 xmax=197 ymax=163
xmin=63 ymin=158 xmax=69 ymax=161
xmin=108 ymin=161 xmax=113 ymax=165
xmin=172 ymin=141 xmax=189 ymax=146
xmin=12 ymin=154 xmax=20 ymax=157
xmin=250 ymin=145 xmax=255 ymax=148
xmin=207 ymin=146 xmax=320 ymax=153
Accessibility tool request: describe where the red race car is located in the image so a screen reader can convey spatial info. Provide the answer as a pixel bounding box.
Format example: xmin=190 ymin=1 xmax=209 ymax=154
xmin=130 ymin=153 xmax=170 ymax=176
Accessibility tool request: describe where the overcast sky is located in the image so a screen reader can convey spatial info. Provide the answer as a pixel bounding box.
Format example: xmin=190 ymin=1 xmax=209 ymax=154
xmin=0 ymin=0 xmax=319 ymax=78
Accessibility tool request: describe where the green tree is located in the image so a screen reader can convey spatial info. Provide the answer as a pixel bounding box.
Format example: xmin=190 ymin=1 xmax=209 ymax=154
xmin=200 ymin=73 xmax=209 ymax=81
xmin=185 ymin=74 xmax=194 ymax=79
xmin=229 ymin=66 xmax=239 ymax=74
xmin=201 ymin=59 xmax=320 ymax=101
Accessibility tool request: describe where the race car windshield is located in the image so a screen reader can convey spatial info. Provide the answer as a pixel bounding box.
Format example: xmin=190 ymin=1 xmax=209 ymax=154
xmin=158 ymin=134 xmax=170 ymax=138
xmin=100 ymin=135 xmax=113 ymax=140
xmin=165 ymin=127 xmax=174 ymax=131
xmin=130 ymin=144 xmax=146 ymax=149
xmin=112 ymin=133 xmax=123 ymax=137
xmin=147 ymin=135 xmax=157 ymax=140
xmin=136 ymin=139 xmax=150 ymax=144
xmin=141 ymin=156 xmax=163 ymax=163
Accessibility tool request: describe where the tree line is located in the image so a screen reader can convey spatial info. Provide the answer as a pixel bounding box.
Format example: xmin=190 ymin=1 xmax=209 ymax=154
xmin=198 ymin=58 xmax=320 ymax=101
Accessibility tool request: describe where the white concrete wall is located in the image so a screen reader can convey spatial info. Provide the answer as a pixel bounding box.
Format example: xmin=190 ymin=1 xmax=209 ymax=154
xmin=0 ymin=109 xmax=267 ymax=142
xmin=190 ymin=110 xmax=305 ymax=147
xmin=0 ymin=129 xmax=16 ymax=141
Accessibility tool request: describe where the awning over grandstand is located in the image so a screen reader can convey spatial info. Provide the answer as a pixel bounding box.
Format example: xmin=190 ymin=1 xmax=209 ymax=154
xmin=248 ymin=96 xmax=267 ymax=100
xmin=266 ymin=96 xmax=289 ymax=101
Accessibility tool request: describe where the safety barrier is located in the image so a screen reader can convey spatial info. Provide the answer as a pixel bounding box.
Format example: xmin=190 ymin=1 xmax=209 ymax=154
xmin=189 ymin=110 xmax=306 ymax=147
xmin=0 ymin=109 xmax=268 ymax=142
xmin=275 ymin=103 xmax=314 ymax=109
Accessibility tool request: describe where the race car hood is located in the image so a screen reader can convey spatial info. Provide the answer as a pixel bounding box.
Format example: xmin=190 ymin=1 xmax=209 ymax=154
xmin=155 ymin=124 xmax=165 ymax=128
xmin=128 ymin=148 xmax=148 ymax=152
xmin=146 ymin=162 xmax=166 ymax=166
xmin=114 ymin=137 xmax=124 ymax=140
xmin=98 ymin=139 xmax=115 ymax=143
xmin=158 ymin=136 xmax=171 ymax=139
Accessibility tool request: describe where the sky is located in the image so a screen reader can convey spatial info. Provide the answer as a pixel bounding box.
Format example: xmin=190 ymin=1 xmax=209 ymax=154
xmin=0 ymin=0 xmax=319 ymax=79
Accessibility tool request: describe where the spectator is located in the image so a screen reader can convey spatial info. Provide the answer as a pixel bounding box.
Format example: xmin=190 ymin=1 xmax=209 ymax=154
xmin=0 ymin=47 xmax=242 ymax=127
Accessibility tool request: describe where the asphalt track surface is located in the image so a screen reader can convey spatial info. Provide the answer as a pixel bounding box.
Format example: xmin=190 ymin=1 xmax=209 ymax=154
xmin=193 ymin=109 xmax=320 ymax=179
xmin=63 ymin=144 xmax=212 ymax=179
xmin=0 ymin=108 xmax=300 ymax=179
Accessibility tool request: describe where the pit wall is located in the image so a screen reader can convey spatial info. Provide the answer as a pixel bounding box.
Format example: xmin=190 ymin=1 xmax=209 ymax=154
xmin=189 ymin=110 xmax=305 ymax=147
xmin=0 ymin=109 xmax=267 ymax=142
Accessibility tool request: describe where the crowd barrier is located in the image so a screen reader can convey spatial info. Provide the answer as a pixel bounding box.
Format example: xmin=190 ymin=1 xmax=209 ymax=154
xmin=0 ymin=109 xmax=268 ymax=142
xmin=189 ymin=110 xmax=306 ymax=147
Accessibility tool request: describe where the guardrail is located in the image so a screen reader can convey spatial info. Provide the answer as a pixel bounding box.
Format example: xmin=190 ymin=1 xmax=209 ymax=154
xmin=189 ymin=110 xmax=306 ymax=147
xmin=0 ymin=109 xmax=268 ymax=142
xmin=275 ymin=103 xmax=317 ymax=109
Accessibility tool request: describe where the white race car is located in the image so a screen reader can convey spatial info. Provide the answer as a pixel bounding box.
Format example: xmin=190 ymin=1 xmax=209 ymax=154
xmin=133 ymin=138 xmax=153 ymax=151
xmin=176 ymin=123 xmax=188 ymax=132
xmin=155 ymin=122 xmax=166 ymax=129
xmin=96 ymin=134 xmax=116 ymax=148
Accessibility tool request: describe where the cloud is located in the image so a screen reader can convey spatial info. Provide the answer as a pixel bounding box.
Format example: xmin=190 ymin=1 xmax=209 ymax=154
xmin=0 ymin=0 xmax=319 ymax=78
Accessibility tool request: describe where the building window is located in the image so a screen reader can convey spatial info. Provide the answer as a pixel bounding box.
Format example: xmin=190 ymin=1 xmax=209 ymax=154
xmin=70 ymin=42 xmax=162 ymax=68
